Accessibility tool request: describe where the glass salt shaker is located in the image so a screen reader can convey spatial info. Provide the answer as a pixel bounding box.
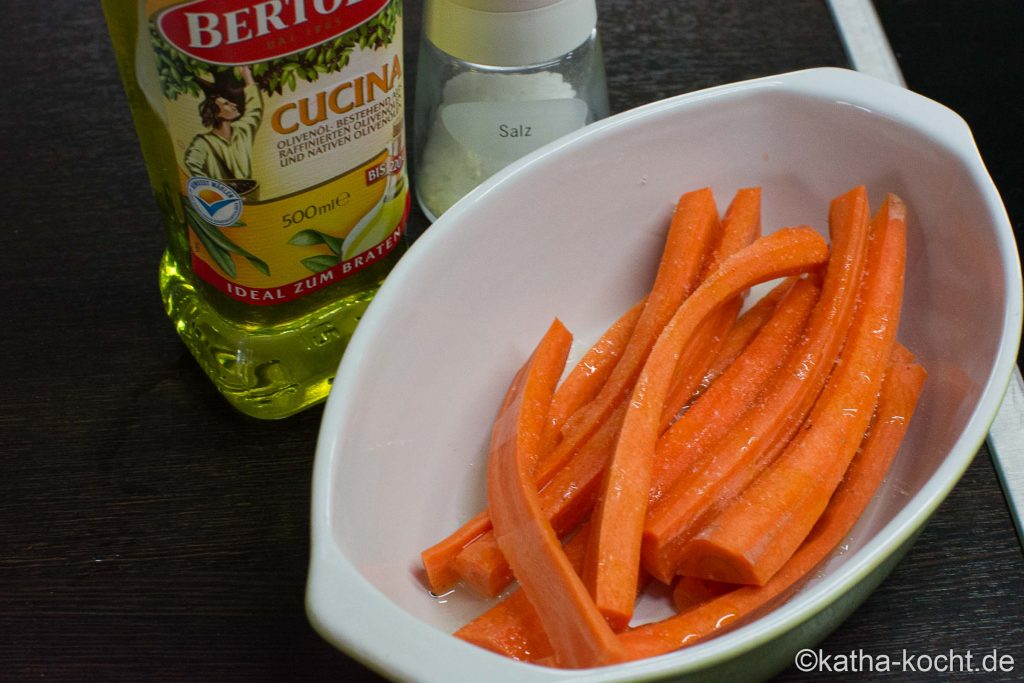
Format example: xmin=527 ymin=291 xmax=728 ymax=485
xmin=413 ymin=0 xmax=609 ymax=221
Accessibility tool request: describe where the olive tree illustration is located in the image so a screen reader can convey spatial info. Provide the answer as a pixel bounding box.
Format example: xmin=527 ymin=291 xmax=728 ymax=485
xmin=152 ymin=2 xmax=401 ymax=277
xmin=150 ymin=3 xmax=400 ymax=99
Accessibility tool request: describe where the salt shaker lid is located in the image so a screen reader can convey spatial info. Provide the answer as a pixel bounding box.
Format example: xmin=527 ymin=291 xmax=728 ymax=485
xmin=424 ymin=0 xmax=598 ymax=67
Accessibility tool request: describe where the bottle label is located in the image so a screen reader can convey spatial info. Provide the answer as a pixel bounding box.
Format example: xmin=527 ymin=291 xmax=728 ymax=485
xmin=441 ymin=98 xmax=589 ymax=167
xmin=148 ymin=0 xmax=408 ymax=305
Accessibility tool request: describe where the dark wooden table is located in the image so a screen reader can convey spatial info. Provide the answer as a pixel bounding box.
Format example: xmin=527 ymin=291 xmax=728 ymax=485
xmin=2 ymin=1 xmax=1021 ymax=680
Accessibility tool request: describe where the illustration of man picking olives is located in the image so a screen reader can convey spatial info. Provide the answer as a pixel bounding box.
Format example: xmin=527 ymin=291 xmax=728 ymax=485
xmin=184 ymin=65 xmax=261 ymax=188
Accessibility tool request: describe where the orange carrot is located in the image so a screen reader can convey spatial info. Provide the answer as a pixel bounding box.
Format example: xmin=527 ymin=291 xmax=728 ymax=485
xmin=421 ymin=377 xmax=525 ymax=593
xmin=701 ymin=276 xmax=799 ymax=383
xmin=453 ymin=274 xmax=809 ymax=595
xmin=672 ymin=576 xmax=736 ymax=612
xmin=583 ymin=227 xmax=830 ymax=630
xmin=451 ymin=533 xmax=517 ymax=600
xmin=456 ymin=517 xmax=653 ymax=663
xmin=442 ymin=186 xmax=925 ymax=670
xmin=486 ymin=319 xmax=626 ymax=668
xmin=661 ymin=188 xmax=762 ymax=428
xmin=649 ymin=277 xmax=820 ymax=503
xmin=540 ymin=300 xmax=645 ymax=456
xmin=420 ymin=510 xmax=491 ymax=594
xmin=454 ymin=401 xmax=627 ymax=597
xmin=641 ymin=186 xmax=872 ymax=583
xmin=660 ymin=300 xmax=741 ymax=429
xmin=708 ymin=188 xmax=763 ymax=270
xmin=421 ymin=190 xmax=719 ymax=593
xmin=678 ymin=194 xmax=907 ymax=586
xmin=454 ymin=189 xmax=759 ymax=597
xmin=541 ymin=188 xmax=722 ymax=483
xmin=422 ymin=303 xmax=641 ymax=594
xmin=455 ymin=529 xmax=591 ymax=662
xmin=455 ymin=581 xmax=556 ymax=663
xmin=619 ymin=348 xmax=926 ymax=659
xmin=453 ymin=278 xmax=816 ymax=595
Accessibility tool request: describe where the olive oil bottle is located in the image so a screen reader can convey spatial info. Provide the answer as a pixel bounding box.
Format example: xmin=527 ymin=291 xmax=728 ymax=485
xmin=103 ymin=0 xmax=409 ymax=418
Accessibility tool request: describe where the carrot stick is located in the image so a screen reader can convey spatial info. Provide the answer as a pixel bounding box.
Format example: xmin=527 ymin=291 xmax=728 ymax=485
xmin=672 ymin=576 xmax=736 ymax=612
xmin=708 ymin=188 xmax=763 ymax=270
xmin=640 ymin=186 xmax=872 ymax=583
xmin=454 ymin=580 xmax=556 ymax=663
xmin=486 ymin=319 xmax=626 ymax=668
xmin=451 ymin=533 xmax=517 ymax=600
xmin=539 ymin=300 xmax=644 ymax=456
xmin=661 ymin=188 xmax=762 ymax=428
xmin=450 ymin=277 xmax=811 ymax=595
xmin=679 ymin=194 xmax=907 ymax=586
xmin=420 ymin=510 xmax=491 ymax=594
xmin=421 ymin=369 xmax=526 ymax=593
xmin=540 ymin=188 xmax=722 ymax=483
xmin=454 ymin=278 xmax=816 ymax=595
xmin=649 ymin=277 xmax=820 ymax=503
xmin=583 ymin=227 xmax=830 ymax=630
xmin=422 ymin=302 xmax=641 ymax=594
xmin=660 ymin=300 xmax=741 ymax=430
xmin=455 ymin=189 xmax=758 ymax=596
xmin=454 ymin=529 xmax=591 ymax=662
xmin=703 ymin=276 xmax=798 ymax=382
xmin=456 ymin=516 xmax=657 ymax=662
xmin=454 ymin=401 xmax=627 ymax=597
xmin=421 ymin=189 xmax=719 ymax=592
xmin=619 ymin=348 xmax=926 ymax=659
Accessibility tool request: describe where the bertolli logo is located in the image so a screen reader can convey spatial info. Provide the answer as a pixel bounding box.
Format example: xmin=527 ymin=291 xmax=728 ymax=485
xmin=158 ymin=0 xmax=389 ymax=65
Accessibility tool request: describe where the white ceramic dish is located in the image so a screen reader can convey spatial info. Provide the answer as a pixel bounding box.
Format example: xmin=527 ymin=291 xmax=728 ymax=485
xmin=306 ymin=68 xmax=1022 ymax=682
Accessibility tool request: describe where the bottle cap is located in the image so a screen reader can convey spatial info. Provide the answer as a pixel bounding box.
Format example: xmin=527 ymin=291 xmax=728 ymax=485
xmin=424 ymin=0 xmax=598 ymax=66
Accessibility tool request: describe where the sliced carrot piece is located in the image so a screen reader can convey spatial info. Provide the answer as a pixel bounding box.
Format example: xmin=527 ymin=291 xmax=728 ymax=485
xmin=679 ymin=194 xmax=907 ymax=586
xmin=454 ymin=529 xmax=591 ymax=662
xmin=451 ymin=532 xmax=515 ymax=600
xmin=422 ymin=303 xmax=640 ymax=595
xmin=421 ymin=189 xmax=718 ymax=593
xmin=660 ymin=300 xmax=740 ymax=430
xmin=454 ymin=581 xmax=555 ymax=663
xmin=454 ymin=401 xmax=627 ymax=597
xmin=453 ymin=278 xmax=817 ymax=595
xmin=649 ymin=277 xmax=820 ymax=503
xmin=486 ymin=319 xmax=626 ymax=668
xmin=539 ymin=300 xmax=645 ymax=456
xmin=583 ymin=227 xmax=830 ymax=630
xmin=540 ymin=188 xmax=722 ymax=483
xmin=700 ymin=276 xmax=799 ymax=385
xmin=661 ymin=187 xmax=762 ymax=427
xmin=640 ymin=186 xmax=872 ymax=583
xmin=420 ymin=510 xmax=491 ymax=594
xmin=708 ymin=187 xmax=763 ymax=270
xmin=619 ymin=347 xmax=925 ymax=659
xmin=672 ymin=576 xmax=737 ymax=612
xmin=420 ymin=373 xmax=523 ymax=593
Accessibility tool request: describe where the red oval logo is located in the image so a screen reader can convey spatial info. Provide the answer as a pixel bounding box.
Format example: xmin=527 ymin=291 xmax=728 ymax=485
xmin=157 ymin=0 xmax=390 ymax=66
